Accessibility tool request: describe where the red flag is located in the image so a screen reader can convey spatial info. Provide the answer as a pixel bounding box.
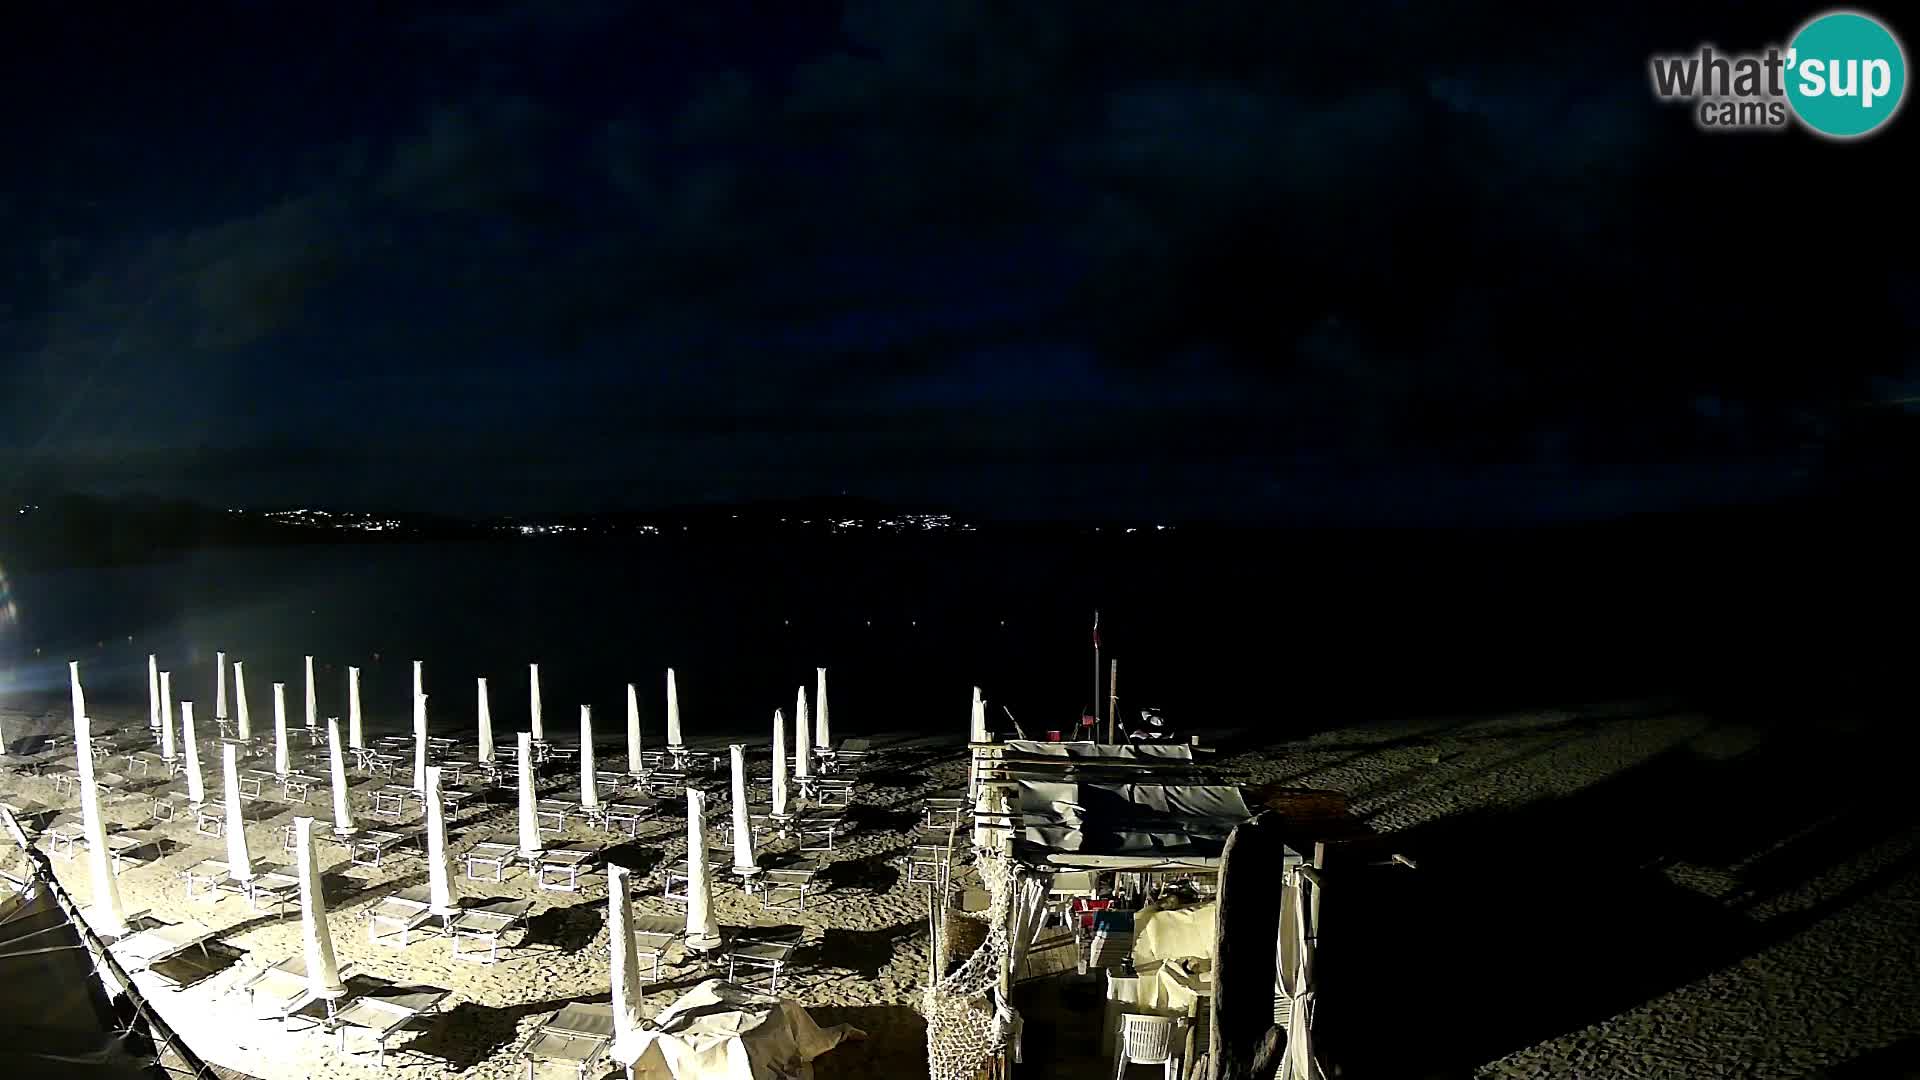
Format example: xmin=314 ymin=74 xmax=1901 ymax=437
xmin=1091 ymin=610 xmax=1101 ymax=649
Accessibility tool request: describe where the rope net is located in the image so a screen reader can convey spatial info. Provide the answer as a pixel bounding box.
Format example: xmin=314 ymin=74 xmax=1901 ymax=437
xmin=923 ymin=848 xmax=1012 ymax=1080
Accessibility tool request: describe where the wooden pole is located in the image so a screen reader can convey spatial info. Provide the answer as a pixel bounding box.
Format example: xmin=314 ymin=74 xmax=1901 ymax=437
xmin=1107 ymin=658 xmax=1119 ymax=744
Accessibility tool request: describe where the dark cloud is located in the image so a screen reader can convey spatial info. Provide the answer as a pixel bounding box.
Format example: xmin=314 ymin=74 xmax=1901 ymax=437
xmin=5 ymin=1 xmax=1913 ymax=517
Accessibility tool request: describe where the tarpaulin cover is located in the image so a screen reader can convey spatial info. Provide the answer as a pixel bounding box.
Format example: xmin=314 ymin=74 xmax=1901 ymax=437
xmin=617 ymin=978 xmax=864 ymax=1080
xmin=1010 ymin=782 xmax=1249 ymax=869
xmin=0 ymin=882 xmax=161 ymax=1080
xmin=1002 ymin=741 xmax=1194 ymax=761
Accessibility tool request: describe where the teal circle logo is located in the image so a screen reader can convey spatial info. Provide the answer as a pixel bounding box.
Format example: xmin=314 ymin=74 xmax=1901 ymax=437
xmin=1785 ymin=11 xmax=1907 ymax=138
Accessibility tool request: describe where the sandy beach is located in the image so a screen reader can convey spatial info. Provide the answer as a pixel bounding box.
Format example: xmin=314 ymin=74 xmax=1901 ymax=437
xmin=7 ymin=700 xmax=1919 ymax=1079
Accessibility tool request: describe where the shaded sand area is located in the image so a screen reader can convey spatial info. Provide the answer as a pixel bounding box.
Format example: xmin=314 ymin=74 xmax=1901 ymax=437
xmin=6 ymin=700 xmax=1919 ymax=1079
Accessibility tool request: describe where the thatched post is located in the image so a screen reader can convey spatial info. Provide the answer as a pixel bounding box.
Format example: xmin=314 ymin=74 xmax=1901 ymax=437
xmin=1210 ymin=811 xmax=1289 ymax=1080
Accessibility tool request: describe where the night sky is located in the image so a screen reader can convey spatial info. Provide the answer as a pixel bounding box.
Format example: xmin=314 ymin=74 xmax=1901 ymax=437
xmin=2 ymin=2 xmax=1914 ymax=520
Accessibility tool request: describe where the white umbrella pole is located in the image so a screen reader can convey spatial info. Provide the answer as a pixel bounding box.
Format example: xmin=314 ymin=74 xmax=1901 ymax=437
xmin=159 ymin=672 xmax=176 ymax=760
xmin=182 ymin=701 xmax=205 ymax=805
xmin=794 ymin=686 xmax=813 ymax=780
xmin=294 ymin=817 xmax=347 ymax=999
xmin=147 ymin=654 xmax=161 ymax=731
xmin=685 ymin=788 xmax=719 ymax=951
xmin=272 ymin=682 xmax=289 ymax=776
xmin=328 ymin=716 xmax=355 ymax=835
xmin=477 ymin=677 xmax=494 ymax=763
xmin=665 ymin=668 xmax=682 ymax=748
xmin=234 ymin=661 xmax=251 ymax=742
xmin=608 ymin=862 xmax=645 ymax=1060
xmin=579 ymin=705 xmax=598 ymax=810
xmin=412 ymin=693 xmax=429 ymax=793
xmin=216 ymin=651 xmax=228 ymax=721
xmin=729 ymin=744 xmax=755 ymax=873
xmin=815 ymin=667 xmax=830 ymax=749
xmin=529 ymin=663 xmax=544 ymax=742
xmin=347 ymin=665 xmax=363 ymax=751
xmin=222 ymin=742 xmax=254 ymax=881
xmin=625 ymin=683 xmax=642 ymax=775
xmin=304 ymin=655 xmax=317 ymax=731
xmin=74 ymin=687 xmax=130 ymax=938
xmin=771 ymin=709 xmax=789 ymax=820
xmin=517 ymin=732 xmax=542 ymax=859
xmin=425 ymin=766 xmax=457 ymax=915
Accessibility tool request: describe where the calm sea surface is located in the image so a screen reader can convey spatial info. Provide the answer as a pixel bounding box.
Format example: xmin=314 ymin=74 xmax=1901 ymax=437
xmin=2 ymin=526 xmax=1909 ymax=737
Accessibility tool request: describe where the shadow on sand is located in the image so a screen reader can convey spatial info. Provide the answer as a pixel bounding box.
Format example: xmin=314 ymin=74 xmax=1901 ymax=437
xmin=805 ymin=1003 xmax=929 ymax=1080
xmin=522 ymin=902 xmax=605 ymax=955
xmin=1317 ymin=724 xmax=1920 ymax=1077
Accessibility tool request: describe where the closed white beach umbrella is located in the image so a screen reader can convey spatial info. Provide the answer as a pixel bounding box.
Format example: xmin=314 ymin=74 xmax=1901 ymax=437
xmin=216 ymin=651 xmax=228 ymax=721
xmin=412 ymin=659 xmax=424 ymax=703
xmin=222 ymin=742 xmax=254 ymax=882
xmin=626 ymin=683 xmax=642 ymax=775
xmin=182 ymin=702 xmax=206 ymax=806
xmin=424 ymin=766 xmax=458 ymax=916
xmin=327 ymin=715 xmax=355 ymax=835
xmin=684 ymin=788 xmax=720 ymax=951
xmin=477 ymin=677 xmax=495 ymax=764
xmin=293 ymin=817 xmax=348 ymax=1002
xmin=771 ymin=708 xmax=790 ymax=819
xmin=665 ymin=668 xmax=682 ymax=748
xmin=1280 ymin=871 xmax=1324 ymax=1080
xmin=347 ymin=665 xmax=363 ymax=751
xmin=794 ymin=686 xmax=812 ymax=781
xmin=517 ymin=731 xmax=542 ymax=860
xmin=729 ymin=744 xmax=755 ymax=874
xmin=74 ymin=677 xmax=130 ymax=938
xmin=69 ymin=660 xmax=86 ymax=731
xmin=304 ymin=655 xmax=318 ymax=731
xmin=529 ymin=663 xmax=545 ymax=742
xmin=160 ymin=671 xmax=176 ymax=760
xmin=815 ymin=667 xmax=830 ymax=749
xmin=147 ymin=654 xmax=161 ymax=731
xmin=579 ymin=705 xmax=598 ymax=810
xmin=234 ymin=661 xmax=252 ymax=742
xmin=412 ymin=692 xmax=429 ymax=793
xmin=607 ymin=862 xmax=646 ymax=1062
xmin=272 ymin=682 xmax=289 ymax=776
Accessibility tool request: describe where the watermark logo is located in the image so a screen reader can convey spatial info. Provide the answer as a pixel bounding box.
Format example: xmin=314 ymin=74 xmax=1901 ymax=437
xmin=1649 ymin=9 xmax=1906 ymax=138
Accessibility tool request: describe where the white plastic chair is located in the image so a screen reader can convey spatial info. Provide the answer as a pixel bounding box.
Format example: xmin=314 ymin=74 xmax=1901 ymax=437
xmin=1114 ymin=1012 xmax=1182 ymax=1080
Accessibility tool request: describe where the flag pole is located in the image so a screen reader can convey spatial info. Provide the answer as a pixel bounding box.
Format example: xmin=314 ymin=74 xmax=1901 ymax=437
xmin=1092 ymin=610 xmax=1102 ymax=741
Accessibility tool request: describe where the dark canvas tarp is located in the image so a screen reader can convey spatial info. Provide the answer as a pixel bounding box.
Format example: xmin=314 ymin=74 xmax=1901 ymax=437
xmin=0 ymin=880 xmax=160 ymax=1080
xmin=1010 ymin=781 xmax=1250 ymax=869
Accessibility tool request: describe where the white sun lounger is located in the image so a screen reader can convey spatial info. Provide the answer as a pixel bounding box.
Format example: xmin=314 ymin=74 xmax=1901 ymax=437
xmin=462 ymin=840 xmax=520 ymax=881
xmin=324 ymin=984 xmax=452 ymax=1067
xmin=630 ymin=913 xmax=681 ymax=983
xmin=236 ymin=954 xmax=360 ymax=1024
xmin=447 ymin=898 xmax=535 ymax=963
xmin=367 ymin=886 xmax=440 ymax=947
xmin=537 ymin=847 xmax=598 ymax=892
xmin=521 ymin=1002 xmax=616 ymax=1080
xmin=109 ymin=918 xmax=217 ymax=972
